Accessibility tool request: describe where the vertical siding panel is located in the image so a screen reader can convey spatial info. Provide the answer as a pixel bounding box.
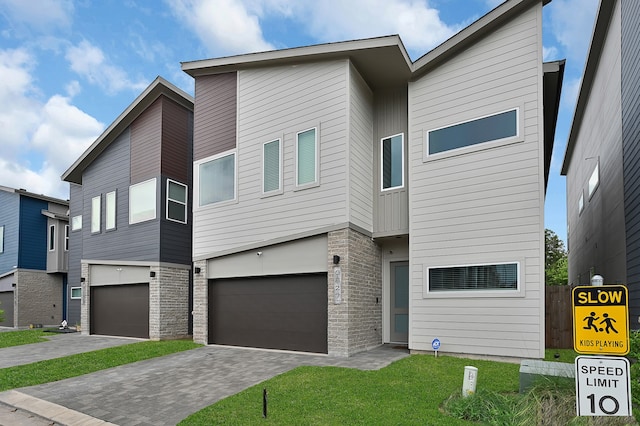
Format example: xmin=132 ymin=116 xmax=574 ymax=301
xmin=161 ymin=97 xmax=193 ymax=183
xmin=0 ymin=191 xmax=20 ymax=274
xmin=130 ymin=98 xmax=162 ymax=184
xmin=17 ymin=196 xmax=48 ymax=270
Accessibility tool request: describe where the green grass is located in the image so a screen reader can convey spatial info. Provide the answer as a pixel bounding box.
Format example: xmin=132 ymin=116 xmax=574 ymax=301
xmin=0 ymin=339 xmax=201 ymax=391
xmin=0 ymin=329 xmax=49 ymax=348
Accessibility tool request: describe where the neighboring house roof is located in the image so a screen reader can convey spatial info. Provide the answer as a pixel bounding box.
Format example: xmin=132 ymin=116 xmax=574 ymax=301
xmin=0 ymin=185 xmax=69 ymax=206
xmin=41 ymin=209 xmax=69 ymax=221
xmin=61 ymin=76 xmax=194 ymax=185
xmin=561 ymin=0 xmax=614 ymax=175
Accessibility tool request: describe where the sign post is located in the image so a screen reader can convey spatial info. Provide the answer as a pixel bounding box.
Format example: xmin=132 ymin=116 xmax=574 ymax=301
xmin=575 ymin=356 xmax=632 ymax=417
xmin=432 ymin=338 xmax=440 ymax=357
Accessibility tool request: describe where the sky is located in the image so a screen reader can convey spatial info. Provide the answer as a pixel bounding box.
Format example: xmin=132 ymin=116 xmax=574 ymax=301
xmin=0 ymin=0 xmax=599 ymax=244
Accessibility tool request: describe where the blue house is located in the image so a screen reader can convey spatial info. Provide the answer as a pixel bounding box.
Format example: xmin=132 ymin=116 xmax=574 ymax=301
xmin=0 ymin=186 xmax=69 ymax=327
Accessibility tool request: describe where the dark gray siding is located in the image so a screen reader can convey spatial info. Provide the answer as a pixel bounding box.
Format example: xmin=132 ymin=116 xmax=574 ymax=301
xmin=67 ymin=183 xmax=82 ymax=324
xmin=0 ymin=191 xmax=19 ymax=275
xmin=161 ymin=97 xmax=192 ymax=183
xmin=193 ymin=72 xmax=237 ymax=161
xmin=131 ymin=97 xmax=162 ymax=184
xmin=82 ymin=129 xmax=160 ymax=262
xmin=622 ymin=0 xmax=640 ymax=323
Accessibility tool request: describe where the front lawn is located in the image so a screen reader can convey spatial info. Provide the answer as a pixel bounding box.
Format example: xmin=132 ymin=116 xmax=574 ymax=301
xmin=0 ymin=329 xmax=48 ymax=348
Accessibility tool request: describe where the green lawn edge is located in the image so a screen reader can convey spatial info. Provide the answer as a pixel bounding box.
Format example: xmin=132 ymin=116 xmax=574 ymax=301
xmin=0 ymin=339 xmax=202 ymax=392
xmin=0 ymin=329 xmax=49 ymax=348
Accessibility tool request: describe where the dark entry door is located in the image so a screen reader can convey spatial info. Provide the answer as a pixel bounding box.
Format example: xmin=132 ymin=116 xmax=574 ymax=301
xmin=209 ymin=274 xmax=327 ymax=353
xmin=390 ymin=262 xmax=409 ymax=343
xmin=90 ymin=283 xmax=149 ymax=338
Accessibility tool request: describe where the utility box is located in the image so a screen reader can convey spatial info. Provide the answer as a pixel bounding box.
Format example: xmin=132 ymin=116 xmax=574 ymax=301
xmin=519 ymin=359 xmax=574 ymax=393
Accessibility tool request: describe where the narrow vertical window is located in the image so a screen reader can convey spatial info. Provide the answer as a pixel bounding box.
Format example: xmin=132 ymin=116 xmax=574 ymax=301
xmin=578 ymin=192 xmax=584 ymax=214
xmin=49 ymin=224 xmax=55 ymax=251
xmin=0 ymin=225 xmax=4 ymax=253
xmin=296 ymin=128 xmax=318 ymax=187
xmin=91 ymin=195 xmax=101 ymax=233
xmin=381 ymin=134 xmax=404 ymax=190
xmin=64 ymin=225 xmax=69 ymax=251
xmin=106 ymin=191 xmax=116 ymax=230
xmin=167 ymin=179 xmax=188 ymax=223
xmin=588 ymin=162 xmax=599 ymax=198
xmin=263 ymin=139 xmax=282 ymax=194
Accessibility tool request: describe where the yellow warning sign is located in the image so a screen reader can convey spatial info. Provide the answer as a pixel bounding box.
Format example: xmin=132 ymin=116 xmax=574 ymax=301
xmin=572 ymin=285 xmax=629 ymax=355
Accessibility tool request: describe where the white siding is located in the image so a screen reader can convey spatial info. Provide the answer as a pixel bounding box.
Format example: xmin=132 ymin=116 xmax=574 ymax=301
xmin=193 ymin=60 xmax=350 ymax=258
xmin=408 ymin=4 xmax=545 ymax=358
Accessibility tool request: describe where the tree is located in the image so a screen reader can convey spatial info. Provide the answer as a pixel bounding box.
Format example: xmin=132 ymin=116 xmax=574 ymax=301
xmin=545 ymin=229 xmax=568 ymax=285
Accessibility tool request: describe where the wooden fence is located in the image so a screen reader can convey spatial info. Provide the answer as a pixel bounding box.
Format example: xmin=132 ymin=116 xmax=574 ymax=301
xmin=545 ymin=285 xmax=575 ymax=349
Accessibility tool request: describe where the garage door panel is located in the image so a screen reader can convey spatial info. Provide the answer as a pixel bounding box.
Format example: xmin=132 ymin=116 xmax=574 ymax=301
xmin=209 ymin=274 xmax=327 ymax=353
xmin=91 ymin=284 xmax=149 ymax=339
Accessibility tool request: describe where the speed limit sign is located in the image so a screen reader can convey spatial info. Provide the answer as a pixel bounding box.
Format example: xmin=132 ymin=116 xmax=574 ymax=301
xmin=575 ymin=356 xmax=632 ymax=416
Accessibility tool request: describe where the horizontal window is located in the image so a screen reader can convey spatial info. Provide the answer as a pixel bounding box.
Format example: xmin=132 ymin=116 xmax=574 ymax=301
xmin=197 ymin=151 xmax=236 ymax=206
xmin=130 ymin=178 xmax=157 ymax=224
xmin=70 ymin=287 xmax=82 ymax=299
xmin=427 ymin=262 xmax=519 ymax=292
xmin=427 ymin=108 xmax=519 ymax=157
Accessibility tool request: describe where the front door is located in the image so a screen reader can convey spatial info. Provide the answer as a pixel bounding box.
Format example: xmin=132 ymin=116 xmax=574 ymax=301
xmin=390 ymin=261 xmax=409 ymax=343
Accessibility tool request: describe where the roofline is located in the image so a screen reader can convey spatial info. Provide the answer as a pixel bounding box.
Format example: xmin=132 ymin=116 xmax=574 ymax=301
xmin=561 ymin=0 xmax=614 ymax=175
xmin=0 ymin=185 xmax=69 ymax=206
xmin=61 ymin=76 xmax=194 ymax=184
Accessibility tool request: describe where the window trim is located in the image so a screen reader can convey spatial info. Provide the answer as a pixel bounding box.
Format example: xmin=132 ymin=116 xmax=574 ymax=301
xmin=380 ymin=133 xmax=405 ymax=191
xmin=64 ymin=224 xmax=69 ymax=251
xmin=166 ymin=179 xmax=188 ymax=224
xmin=70 ymin=286 xmax=82 ymax=300
xmin=71 ymin=215 xmax=82 ymax=231
xmin=195 ymin=149 xmax=237 ymax=208
xmin=262 ymin=138 xmax=283 ymax=196
xmin=129 ymin=178 xmax=157 ymax=224
xmin=588 ymin=161 xmax=600 ymax=199
xmin=105 ymin=190 xmax=116 ymax=231
xmin=424 ymin=261 xmax=522 ymax=298
xmin=48 ymin=224 xmax=55 ymax=251
xmin=424 ymin=106 xmax=523 ymax=161
xmin=295 ymin=126 xmax=319 ymax=189
xmin=91 ymin=195 xmax=101 ymax=234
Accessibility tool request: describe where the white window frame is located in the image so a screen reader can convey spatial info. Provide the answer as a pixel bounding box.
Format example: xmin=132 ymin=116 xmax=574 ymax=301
xmin=262 ymin=138 xmax=283 ymax=196
xmin=71 ymin=215 xmax=82 ymax=231
xmin=424 ymin=261 xmax=522 ymax=298
xmin=64 ymin=225 xmax=69 ymax=251
xmin=166 ymin=179 xmax=188 ymax=224
xmin=48 ymin=224 xmax=55 ymax=251
xmin=588 ymin=161 xmax=600 ymax=199
xmin=380 ymin=133 xmax=404 ymax=191
xmin=0 ymin=225 xmax=5 ymax=253
xmin=295 ymin=127 xmax=319 ymax=189
xmin=129 ymin=178 xmax=157 ymax=224
xmin=424 ymin=106 xmax=523 ymax=161
xmin=91 ymin=195 xmax=101 ymax=234
xmin=195 ymin=150 xmax=237 ymax=208
xmin=106 ymin=190 xmax=116 ymax=230
xmin=70 ymin=286 xmax=82 ymax=300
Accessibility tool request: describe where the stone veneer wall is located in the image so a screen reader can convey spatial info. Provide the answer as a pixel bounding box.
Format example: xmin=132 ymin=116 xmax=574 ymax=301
xmin=80 ymin=261 xmax=90 ymax=335
xmin=327 ymin=228 xmax=382 ymax=357
xmin=14 ymin=270 xmax=63 ymax=327
xmin=149 ymin=265 xmax=190 ymax=340
xmin=192 ymin=259 xmax=208 ymax=344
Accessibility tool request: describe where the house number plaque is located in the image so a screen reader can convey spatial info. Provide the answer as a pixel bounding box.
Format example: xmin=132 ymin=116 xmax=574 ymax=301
xmin=333 ymin=266 xmax=342 ymax=304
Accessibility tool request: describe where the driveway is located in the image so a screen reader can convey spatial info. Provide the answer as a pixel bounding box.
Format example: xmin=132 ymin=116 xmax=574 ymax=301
xmin=0 ymin=334 xmax=409 ymax=425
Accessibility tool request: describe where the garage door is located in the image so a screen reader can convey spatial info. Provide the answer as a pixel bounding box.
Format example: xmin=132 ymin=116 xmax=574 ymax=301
xmin=0 ymin=291 xmax=14 ymax=327
xmin=90 ymin=284 xmax=149 ymax=338
xmin=209 ymin=274 xmax=327 ymax=353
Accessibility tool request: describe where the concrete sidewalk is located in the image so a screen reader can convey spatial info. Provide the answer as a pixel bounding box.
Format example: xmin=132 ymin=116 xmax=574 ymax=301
xmin=0 ymin=341 xmax=409 ymax=426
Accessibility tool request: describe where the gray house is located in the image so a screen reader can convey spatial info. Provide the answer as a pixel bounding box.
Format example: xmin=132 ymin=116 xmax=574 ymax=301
xmin=62 ymin=77 xmax=194 ymax=339
xmin=0 ymin=186 xmax=68 ymax=327
xmin=562 ymin=0 xmax=640 ymax=321
xmin=183 ymin=0 xmax=562 ymax=358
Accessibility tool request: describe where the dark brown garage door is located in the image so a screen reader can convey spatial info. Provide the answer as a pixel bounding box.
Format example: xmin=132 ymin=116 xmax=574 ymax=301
xmin=90 ymin=284 xmax=149 ymax=338
xmin=209 ymin=274 xmax=327 ymax=353
xmin=0 ymin=291 xmax=14 ymax=327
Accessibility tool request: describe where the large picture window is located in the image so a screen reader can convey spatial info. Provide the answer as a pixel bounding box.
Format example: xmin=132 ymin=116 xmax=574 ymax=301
xmin=263 ymin=139 xmax=282 ymax=194
xmin=427 ymin=108 xmax=519 ymax=156
xmin=296 ymin=128 xmax=318 ymax=187
xmin=167 ymin=179 xmax=188 ymax=223
xmin=197 ymin=151 xmax=236 ymax=206
xmin=129 ymin=178 xmax=157 ymax=224
xmin=91 ymin=195 xmax=101 ymax=233
xmin=381 ymin=133 xmax=404 ymax=190
xmin=106 ymin=191 xmax=116 ymax=230
xmin=427 ymin=262 xmax=519 ymax=292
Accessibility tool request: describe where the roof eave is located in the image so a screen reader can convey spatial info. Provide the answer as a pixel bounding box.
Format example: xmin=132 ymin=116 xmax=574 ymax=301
xmin=543 ymin=59 xmax=566 ymax=193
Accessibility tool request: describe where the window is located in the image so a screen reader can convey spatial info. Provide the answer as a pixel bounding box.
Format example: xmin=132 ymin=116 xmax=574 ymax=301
xmin=588 ymin=162 xmax=599 ymax=198
xmin=91 ymin=196 xmax=101 ymax=233
xmin=64 ymin=225 xmax=69 ymax=251
xmin=70 ymin=287 xmax=82 ymax=299
xmin=49 ymin=225 xmax=55 ymax=251
xmin=381 ymin=134 xmax=404 ymax=190
xmin=427 ymin=262 xmax=519 ymax=292
xmin=197 ymin=151 xmax=236 ymax=206
xmin=129 ymin=178 xmax=157 ymax=224
xmin=263 ymin=139 xmax=282 ymax=194
xmin=578 ymin=192 xmax=584 ymax=214
xmin=296 ymin=128 xmax=318 ymax=187
xmin=106 ymin=191 xmax=116 ymax=230
xmin=427 ymin=108 xmax=519 ymax=156
xmin=71 ymin=215 xmax=82 ymax=231
xmin=167 ymin=179 xmax=188 ymax=223
xmin=0 ymin=225 xmax=4 ymax=253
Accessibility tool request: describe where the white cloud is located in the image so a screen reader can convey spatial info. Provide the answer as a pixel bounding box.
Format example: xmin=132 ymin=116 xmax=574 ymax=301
xmin=65 ymin=40 xmax=149 ymax=94
xmin=543 ymin=45 xmax=559 ymax=61
xmin=561 ymin=76 xmax=582 ymax=112
xmin=547 ymin=0 xmax=598 ymax=66
xmin=0 ymin=0 xmax=73 ymax=34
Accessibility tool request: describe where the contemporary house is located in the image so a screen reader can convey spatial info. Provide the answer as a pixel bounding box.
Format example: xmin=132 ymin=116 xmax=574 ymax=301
xmin=562 ymin=0 xmax=640 ymax=322
xmin=61 ymin=77 xmax=194 ymax=339
xmin=183 ymin=0 xmax=562 ymax=358
xmin=0 ymin=186 xmax=68 ymax=328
